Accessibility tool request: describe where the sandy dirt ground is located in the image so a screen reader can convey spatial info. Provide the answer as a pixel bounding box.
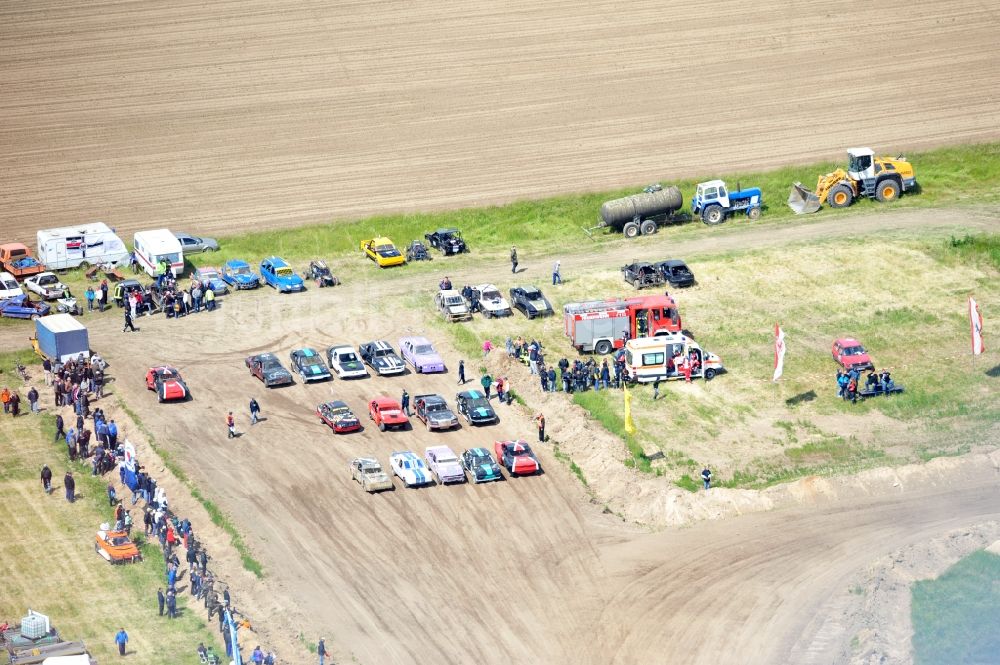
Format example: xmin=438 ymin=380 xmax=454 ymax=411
xmin=3 ymin=0 xmax=1000 ymax=241
xmin=52 ymin=206 xmax=996 ymax=663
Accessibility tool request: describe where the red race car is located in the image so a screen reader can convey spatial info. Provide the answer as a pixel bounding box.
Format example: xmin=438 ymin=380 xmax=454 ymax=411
xmin=317 ymin=400 xmax=362 ymax=434
xmin=831 ymin=338 xmax=874 ymax=372
xmin=494 ymin=439 xmax=541 ymax=476
xmin=368 ymin=396 xmax=409 ymax=432
xmin=145 ymin=366 xmax=189 ymax=402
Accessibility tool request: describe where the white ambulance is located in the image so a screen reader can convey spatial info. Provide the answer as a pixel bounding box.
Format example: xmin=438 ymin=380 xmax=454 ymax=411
xmin=624 ymin=333 xmax=724 ymax=382
xmin=133 ymin=229 xmax=184 ymax=278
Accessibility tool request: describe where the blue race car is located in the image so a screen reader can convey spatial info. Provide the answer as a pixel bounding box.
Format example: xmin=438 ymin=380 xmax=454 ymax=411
xmin=289 ymin=348 xmax=332 ymax=382
xmin=221 ymin=260 xmax=261 ymax=290
xmin=461 ymin=447 xmax=503 ymax=483
xmin=0 ymin=294 xmax=50 ymax=319
xmin=259 ymin=257 xmax=304 ymax=293
xmin=194 ymin=266 xmax=230 ymax=295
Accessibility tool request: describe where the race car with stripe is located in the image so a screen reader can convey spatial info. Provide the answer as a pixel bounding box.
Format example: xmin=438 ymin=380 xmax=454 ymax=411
xmin=462 ymin=447 xmax=503 ymax=483
xmin=317 ymin=400 xmax=362 ymax=434
xmin=245 ymin=352 xmax=294 ymax=387
xmin=494 ymin=439 xmax=541 ymax=476
xmin=326 ymin=344 xmax=370 ymax=379
xmin=424 ymin=445 xmax=466 ymax=484
xmin=389 ymin=451 xmax=434 ymax=487
xmin=359 ymin=340 xmax=406 ymax=376
xmin=368 ymin=396 xmax=409 ymax=431
xmin=145 ymin=366 xmax=189 ymax=402
xmin=455 ymin=390 xmax=498 ymax=425
xmin=290 ymin=348 xmax=332 ymax=382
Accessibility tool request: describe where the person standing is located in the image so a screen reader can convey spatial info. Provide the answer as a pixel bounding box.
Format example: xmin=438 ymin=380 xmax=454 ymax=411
xmin=107 ymin=482 xmax=117 ymax=507
xmin=510 ymin=245 xmax=518 ymax=273
xmin=653 ymin=376 xmax=661 ymax=400
xmin=166 ymin=590 xmax=177 ymax=619
xmin=535 ymin=413 xmax=546 ymax=443
xmin=495 ymin=377 xmax=505 ymax=403
xmin=40 ymin=465 xmax=53 ymax=494
xmin=482 ymin=339 xmax=493 ymax=357
xmin=552 ymin=260 xmax=562 ymax=285
xmin=43 ymin=357 xmax=52 ymax=386
xmin=123 ymin=307 xmax=137 ymax=333
xmin=227 ymin=412 xmax=236 ymax=439
xmin=701 ymin=466 xmax=712 ymax=490
xmin=54 ymin=413 xmax=65 ymax=442
xmin=66 ymin=427 xmax=78 ymax=461
xmin=85 ymin=286 xmax=95 ymax=311
xmin=204 ymin=288 xmax=216 ymax=311
xmin=108 ymin=419 xmax=118 ymax=447
xmin=400 ymin=390 xmax=410 ymax=416
xmin=480 ymin=373 xmax=492 ymax=399
xmin=64 ymin=471 xmax=75 ymax=503
xmin=129 ymin=292 xmax=138 ymax=321
xmin=8 ymin=391 xmax=20 ymax=417
xmin=95 ymin=285 xmax=105 ymax=312
xmin=318 ymin=638 xmax=328 ymax=665
xmin=114 ymin=628 xmax=128 ymax=656
xmin=249 ymin=398 xmax=260 ymax=425
xmin=457 ymin=360 xmax=465 ymax=386
xmin=157 ymin=588 xmax=165 ymax=616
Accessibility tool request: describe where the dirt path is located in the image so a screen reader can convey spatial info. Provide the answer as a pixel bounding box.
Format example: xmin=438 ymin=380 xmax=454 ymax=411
xmin=3 ymin=0 xmax=999 ymax=242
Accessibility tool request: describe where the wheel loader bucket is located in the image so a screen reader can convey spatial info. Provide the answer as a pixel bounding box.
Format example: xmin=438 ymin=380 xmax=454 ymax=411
xmin=787 ymin=182 xmax=821 ymax=214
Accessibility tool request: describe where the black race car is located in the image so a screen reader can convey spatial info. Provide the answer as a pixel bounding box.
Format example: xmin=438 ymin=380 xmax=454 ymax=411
xmin=509 ymin=285 xmax=553 ymax=319
xmin=424 ymin=228 xmax=468 ymax=255
xmin=621 ymin=262 xmax=665 ymax=290
xmin=655 ymin=259 xmax=695 ymax=288
xmin=359 ymin=340 xmax=406 ymax=376
xmin=405 ymin=240 xmax=432 ymax=262
xmin=289 ymin=348 xmax=332 ymax=382
xmin=455 ymin=389 xmax=498 ymax=425
xmin=245 ymin=353 xmax=294 ymax=387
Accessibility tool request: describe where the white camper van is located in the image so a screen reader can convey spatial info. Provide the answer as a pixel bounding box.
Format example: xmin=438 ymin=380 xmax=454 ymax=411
xmin=36 ymin=222 xmax=130 ymax=270
xmin=133 ymin=230 xmax=184 ymax=278
xmin=624 ymin=333 xmax=725 ymax=382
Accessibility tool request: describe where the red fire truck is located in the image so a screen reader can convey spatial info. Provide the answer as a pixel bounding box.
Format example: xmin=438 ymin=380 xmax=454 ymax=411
xmin=563 ymin=294 xmax=682 ymax=354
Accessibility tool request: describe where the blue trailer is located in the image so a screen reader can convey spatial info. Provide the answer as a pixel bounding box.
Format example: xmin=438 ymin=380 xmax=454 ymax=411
xmin=691 ymin=180 xmax=763 ymax=225
xmin=34 ymin=313 xmax=90 ymax=362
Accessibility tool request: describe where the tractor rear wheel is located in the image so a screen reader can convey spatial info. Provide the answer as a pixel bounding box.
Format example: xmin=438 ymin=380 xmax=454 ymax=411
xmin=640 ymin=220 xmax=657 ymax=235
xmin=828 ymin=185 xmax=853 ymax=208
xmin=875 ymin=179 xmax=901 ymax=202
xmin=623 ymin=222 xmax=641 ymax=239
xmin=594 ymin=340 xmax=612 ymax=355
xmin=702 ymin=206 xmax=725 ymax=225
xmin=747 ymin=207 xmax=761 ymax=221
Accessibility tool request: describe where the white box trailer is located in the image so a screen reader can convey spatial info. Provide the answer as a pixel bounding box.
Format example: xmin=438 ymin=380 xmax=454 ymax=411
xmin=36 ymin=222 xmax=130 ymax=271
xmin=133 ymin=229 xmax=183 ymax=278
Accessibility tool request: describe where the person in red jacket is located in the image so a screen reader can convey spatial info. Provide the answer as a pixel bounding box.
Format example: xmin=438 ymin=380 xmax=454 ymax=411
xmin=227 ymin=412 xmax=236 ymax=439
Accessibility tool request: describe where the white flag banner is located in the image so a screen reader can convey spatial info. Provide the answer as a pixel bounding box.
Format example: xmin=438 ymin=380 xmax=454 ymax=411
xmin=970 ymin=296 xmax=985 ymax=356
xmin=772 ymin=323 xmax=786 ymax=382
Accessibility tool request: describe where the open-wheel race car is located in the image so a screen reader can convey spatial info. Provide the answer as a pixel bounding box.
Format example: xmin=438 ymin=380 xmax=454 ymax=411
xmin=307 ymin=260 xmax=340 ymax=287
xmin=145 ymin=366 xmax=189 ymax=402
xmin=424 ymin=228 xmax=468 ymax=255
xmin=317 ymin=400 xmax=362 ymax=433
xmin=405 ymin=240 xmax=432 ymax=262
xmin=95 ymin=528 xmax=142 ymax=564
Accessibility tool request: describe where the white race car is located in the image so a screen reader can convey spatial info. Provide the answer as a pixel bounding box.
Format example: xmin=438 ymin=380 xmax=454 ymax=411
xmin=24 ymin=272 xmax=69 ymax=300
xmin=389 ymin=451 xmax=434 ymax=487
xmin=424 ymin=446 xmax=466 ymax=484
xmin=326 ymin=344 xmax=370 ymax=379
xmin=471 ymin=284 xmax=512 ymax=318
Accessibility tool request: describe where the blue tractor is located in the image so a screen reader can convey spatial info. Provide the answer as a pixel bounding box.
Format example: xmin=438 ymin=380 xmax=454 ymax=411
xmin=691 ymin=180 xmax=763 ymax=225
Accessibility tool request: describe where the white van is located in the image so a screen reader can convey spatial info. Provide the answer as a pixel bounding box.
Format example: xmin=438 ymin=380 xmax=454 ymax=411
xmin=133 ymin=230 xmax=184 ymax=278
xmin=624 ymin=333 xmax=724 ymax=382
xmin=0 ymin=271 xmax=24 ymax=299
xmin=36 ymin=222 xmax=130 ymax=270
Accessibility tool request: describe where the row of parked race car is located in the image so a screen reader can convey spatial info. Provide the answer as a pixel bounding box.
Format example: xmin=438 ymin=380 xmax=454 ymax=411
xmin=350 ymin=439 xmax=542 ymax=493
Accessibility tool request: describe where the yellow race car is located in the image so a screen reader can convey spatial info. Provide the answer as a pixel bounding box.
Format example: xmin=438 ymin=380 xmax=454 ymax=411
xmin=360 ymin=237 xmax=405 ymax=268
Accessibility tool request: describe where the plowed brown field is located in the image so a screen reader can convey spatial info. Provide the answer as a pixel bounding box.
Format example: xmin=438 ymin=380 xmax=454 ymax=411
xmin=3 ymin=0 xmax=1000 ymax=241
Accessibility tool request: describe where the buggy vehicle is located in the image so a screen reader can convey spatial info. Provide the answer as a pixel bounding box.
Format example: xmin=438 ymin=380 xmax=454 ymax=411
xmin=194 ymin=267 xmax=230 ymax=295
xmin=655 ymin=260 xmax=695 ymax=288
xmin=469 ymin=284 xmax=511 ymax=318
xmin=0 ymin=295 xmax=50 ymax=319
xmin=245 ymin=352 xmax=294 ymax=387
xmin=405 ymin=240 xmax=432 ymax=262
xmin=424 ymin=445 xmax=466 ymax=484
xmin=260 ymin=257 xmax=305 ymax=292
xmin=220 ymin=260 xmax=261 ymax=289
xmin=509 ymin=285 xmax=553 ymax=319
xmin=455 ymin=390 xmax=498 ymax=425
xmin=413 ymin=394 xmax=459 ymax=431
xmin=389 ymin=450 xmax=433 ymax=487
xmin=494 ymin=439 xmax=541 ymax=476
xmin=290 ymin=348 xmax=332 ymax=382
xmin=359 ymin=340 xmax=406 ymax=375
xmin=326 ymin=344 xmax=369 ymax=379
xmin=368 ymin=396 xmax=409 ymax=431
xmin=173 ymin=232 xmax=219 ymax=253
xmin=95 ymin=528 xmax=142 ymax=564
xmin=360 ymin=237 xmax=405 ymax=268
xmin=318 ymin=400 xmax=362 ymax=433
xmin=434 ymin=289 xmax=472 ymax=321
xmin=307 ymin=260 xmax=340 ymax=287
xmin=621 ymin=262 xmax=665 ymax=290
xmin=424 ymin=228 xmax=468 ymax=255
xmin=23 ymin=272 xmax=69 ymax=300
xmin=350 ymin=457 xmax=394 ymax=492
xmin=831 ymin=338 xmax=875 ymax=372
xmin=399 ymin=336 xmax=446 ymax=373
xmin=145 ymin=366 xmax=189 ymax=402
xmin=462 ymin=447 xmax=503 ymax=483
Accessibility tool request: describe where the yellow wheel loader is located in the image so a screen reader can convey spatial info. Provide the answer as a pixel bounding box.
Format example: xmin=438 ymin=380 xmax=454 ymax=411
xmin=788 ymin=148 xmax=917 ymax=214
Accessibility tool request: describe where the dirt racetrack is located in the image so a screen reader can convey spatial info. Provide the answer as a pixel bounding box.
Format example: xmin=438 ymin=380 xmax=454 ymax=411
xmin=3 ymin=0 xmax=1000 ymax=242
